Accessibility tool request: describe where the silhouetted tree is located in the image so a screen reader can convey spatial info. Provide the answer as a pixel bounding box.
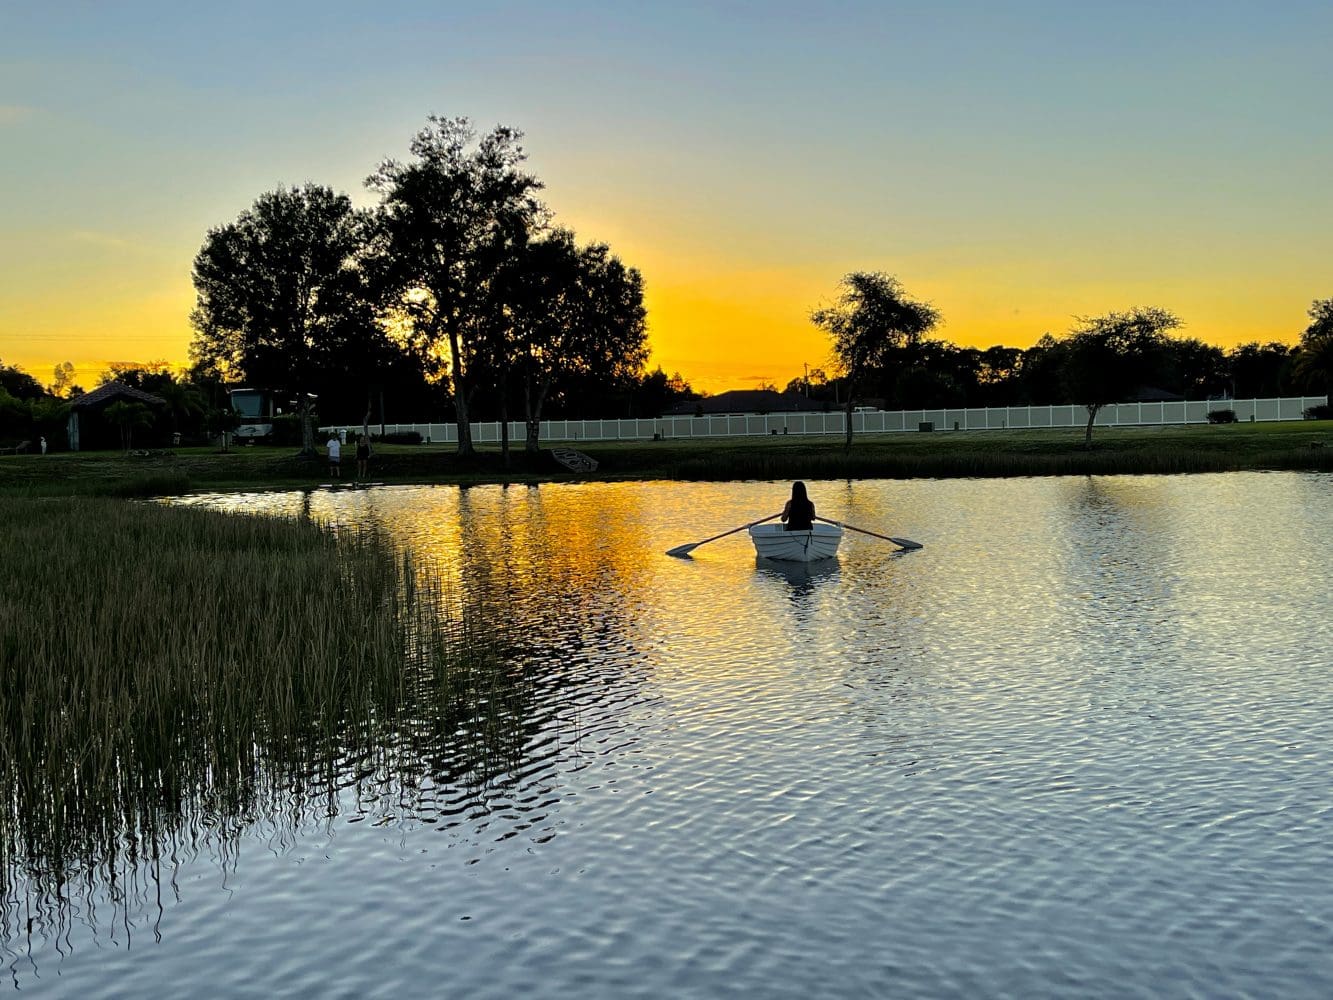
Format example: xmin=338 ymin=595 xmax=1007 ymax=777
xmin=1157 ymin=337 xmax=1228 ymax=399
xmin=783 ymin=367 xmax=833 ymax=400
xmin=895 ymin=366 xmax=965 ymax=409
xmin=0 ymin=389 xmax=24 ymax=440
xmin=98 ymin=361 xmax=174 ymax=392
xmin=190 ymin=184 xmax=376 ymax=456
xmin=104 ymin=401 xmax=154 ymax=452
xmin=50 ymin=362 xmax=81 ymax=399
xmin=1226 ymin=341 xmax=1294 ymax=398
xmin=635 ymin=367 xmax=697 ymax=416
xmin=811 ymin=272 xmax=940 ymax=448
xmin=0 ymin=361 xmax=47 ymax=400
xmin=1013 ymin=335 xmax=1066 ymax=405
xmin=1295 ymin=298 xmax=1333 ymax=400
xmin=97 ymin=363 xmax=206 ymax=438
xmin=369 ymin=116 xmax=544 ymax=456
xmin=1061 ymin=307 xmax=1181 ymax=446
xmin=0 ymin=365 xmax=68 ymax=446
xmin=508 ymin=230 xmax=647 ymax=451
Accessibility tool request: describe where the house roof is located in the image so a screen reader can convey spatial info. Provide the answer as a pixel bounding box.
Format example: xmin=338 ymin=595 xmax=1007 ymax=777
xmin=1132 ymin=385 xmax=1186 ymax=403
xmin=70 ymin=381 xmax=167 ymax=409
xmin=665 ymin=389 xmax=829 ymax=416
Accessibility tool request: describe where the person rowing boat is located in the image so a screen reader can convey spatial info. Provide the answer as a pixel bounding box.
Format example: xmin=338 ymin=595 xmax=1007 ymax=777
xmin=780 ymin=481 xmax=815 ymax=531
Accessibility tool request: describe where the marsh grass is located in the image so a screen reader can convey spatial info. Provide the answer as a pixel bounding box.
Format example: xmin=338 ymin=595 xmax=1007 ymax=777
xmin=0 ymin=497 xmax=529 ymax=939
xmin=651 ymin=446 xmax=1245 ymax=480
xmin=577 ymin=422 xmax=1333 ymax=481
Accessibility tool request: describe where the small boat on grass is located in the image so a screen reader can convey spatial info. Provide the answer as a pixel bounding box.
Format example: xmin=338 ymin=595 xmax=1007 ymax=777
xmin=748 ymin=522 xmax=843 ymax=562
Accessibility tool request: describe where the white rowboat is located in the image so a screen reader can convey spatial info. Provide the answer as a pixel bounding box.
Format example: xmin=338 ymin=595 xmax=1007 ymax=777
xmin=748 ymin=522 xmax=843 ymax=562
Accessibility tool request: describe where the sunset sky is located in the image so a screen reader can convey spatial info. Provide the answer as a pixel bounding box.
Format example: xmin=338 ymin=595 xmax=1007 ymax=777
xmin=3 ymin=1 xmax=1330 ymax=395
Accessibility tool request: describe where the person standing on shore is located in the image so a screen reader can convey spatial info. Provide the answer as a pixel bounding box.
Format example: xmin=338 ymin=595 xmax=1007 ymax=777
xmin=355 ymin=434 xmax=371 ymax=481
xmin=781 ymin=481 xmax=815 ymax=531
xmin=326 ymin=434 xmax=341 ymax=479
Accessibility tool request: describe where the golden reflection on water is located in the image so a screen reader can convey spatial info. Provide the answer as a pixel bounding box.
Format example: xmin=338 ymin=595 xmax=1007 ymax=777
xmin=20 ymin=473 xmax=1332 ymax=993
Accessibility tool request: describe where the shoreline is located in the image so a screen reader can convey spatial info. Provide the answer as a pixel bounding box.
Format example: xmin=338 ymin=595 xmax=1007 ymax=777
xmin=2 ymin=422 xmax=1330 ymax=499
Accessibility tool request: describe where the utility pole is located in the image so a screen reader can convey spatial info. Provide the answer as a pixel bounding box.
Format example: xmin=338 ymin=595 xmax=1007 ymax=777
xmin=803 ymin=362 xmax=809 ymax=398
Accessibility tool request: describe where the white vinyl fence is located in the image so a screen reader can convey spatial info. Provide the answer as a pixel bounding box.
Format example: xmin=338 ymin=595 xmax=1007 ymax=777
xmin=324 ymin=396 xmax=1328 ymax=445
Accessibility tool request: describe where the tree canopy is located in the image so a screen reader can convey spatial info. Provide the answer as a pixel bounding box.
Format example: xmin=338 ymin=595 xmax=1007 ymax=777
xmin=1295 ymin=298 xmax=1333 ymax=399
xmin=507 ymin=231 xmax=648 ymax=451
xmin=1060 ymin=307 xmax=1182 ymax=446
xmin=0 ymin=361 xmax=47 ymax=401
xmin=811 ymin=272 xmax=940 ymax=447
xmin=190 ymin=183 xmax=388 ymax=453
xmin=368 ymin=116 xmax=545 ymax=455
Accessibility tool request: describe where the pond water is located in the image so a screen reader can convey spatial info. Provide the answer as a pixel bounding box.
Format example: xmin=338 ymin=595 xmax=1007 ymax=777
xmin=5 ymin=473 xmax=1333 ymax=997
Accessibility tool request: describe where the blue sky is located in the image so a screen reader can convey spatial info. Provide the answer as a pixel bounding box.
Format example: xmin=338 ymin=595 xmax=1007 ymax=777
xmin=3 ymin=1 xmax=1330 ymax=391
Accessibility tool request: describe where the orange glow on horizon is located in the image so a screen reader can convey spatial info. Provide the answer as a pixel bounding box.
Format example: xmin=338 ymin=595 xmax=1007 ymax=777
xmin=2 ymin=270 xmax=1315 ymax=399
xmin=1 ymin=220 xmax=1316 ymax=398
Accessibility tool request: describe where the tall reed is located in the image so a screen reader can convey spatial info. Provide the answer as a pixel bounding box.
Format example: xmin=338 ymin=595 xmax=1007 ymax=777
xmin=0 ymin=497 xmax=528 ymax=940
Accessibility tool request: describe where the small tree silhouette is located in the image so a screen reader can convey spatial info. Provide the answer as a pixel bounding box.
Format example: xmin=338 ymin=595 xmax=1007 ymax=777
xmin=104 ymin=401 xmax=154 ymax=452
xmin=1060 ymin=307 xmax=1181 ymax=447
xmin=811 ymin=272 xmax=940 ymax=449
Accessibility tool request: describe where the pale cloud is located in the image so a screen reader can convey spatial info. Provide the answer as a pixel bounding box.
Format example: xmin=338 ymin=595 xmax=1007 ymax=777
xmin=69 ymin=230 xmax=138 ymax=252
xmin=0 ymin=105 xmax=35 ymax=125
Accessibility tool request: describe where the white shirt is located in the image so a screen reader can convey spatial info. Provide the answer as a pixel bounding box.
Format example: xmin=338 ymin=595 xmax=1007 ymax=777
xmin=327 ymin=438 xmax=340 ymax=460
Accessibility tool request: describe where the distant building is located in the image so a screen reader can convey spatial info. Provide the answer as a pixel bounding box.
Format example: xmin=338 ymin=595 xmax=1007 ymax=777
xmin=665 ymin=389 xmax=831 ymax=417
xmin=67 ymin=381 xmax=167 ymax=452
xmin=1132 ymin=386 xmax=1186 ymax=403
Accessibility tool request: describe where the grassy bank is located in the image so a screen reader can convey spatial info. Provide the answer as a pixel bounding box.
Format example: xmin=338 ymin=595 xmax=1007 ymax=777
xmin=1 ymin=421 xmax=1330 ymax=497
xmin=598 ymin=420 xmax=1333 ymax=480
xmin=0 ymin=497 xmax=527 ymax=915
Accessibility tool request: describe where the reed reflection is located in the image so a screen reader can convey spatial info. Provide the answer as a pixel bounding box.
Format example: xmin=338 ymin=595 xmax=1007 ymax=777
xmin=390 ymin=482 xmax=665 ymax=674
xmin=0 ymin=496 xmax=549 ymax=959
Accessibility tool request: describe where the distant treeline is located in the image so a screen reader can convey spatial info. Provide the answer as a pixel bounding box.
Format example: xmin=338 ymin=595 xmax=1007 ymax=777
xmin=2 ymin=112 xmax=1330 ymax=454
xmin=801 ymin=273 xmax=1331 ymax=447
xmin=785 ymin=335 xmax=1312 ymax=410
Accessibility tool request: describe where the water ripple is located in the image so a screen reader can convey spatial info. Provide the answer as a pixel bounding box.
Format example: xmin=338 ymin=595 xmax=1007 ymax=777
xmin=7 ymin=473 xmax=1333 ymax=997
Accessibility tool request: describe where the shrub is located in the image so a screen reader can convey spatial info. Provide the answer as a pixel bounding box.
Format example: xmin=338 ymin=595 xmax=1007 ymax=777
xmin=378 ymin=430 xmax=422 ymax=445
xmin=1207 ymin=409 xmax=1238 ymax=424
xmin=1304 ymin=404 xmax=1332 ymax=420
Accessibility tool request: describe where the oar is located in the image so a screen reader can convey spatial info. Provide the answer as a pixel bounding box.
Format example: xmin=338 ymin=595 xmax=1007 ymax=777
xmin=816 ymin=516 xmax=922 ymax=551
xmin=666 ymin=512 xmax=781 ymax=558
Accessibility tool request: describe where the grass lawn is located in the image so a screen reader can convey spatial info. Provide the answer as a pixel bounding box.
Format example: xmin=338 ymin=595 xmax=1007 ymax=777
xmin=0 ymin=421 xmax=1330 ymax=498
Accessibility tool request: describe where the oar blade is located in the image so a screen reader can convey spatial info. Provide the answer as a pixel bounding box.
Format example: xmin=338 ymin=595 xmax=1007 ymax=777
xmin=665 ymin=512 xmax=780 ymax=559
xmin=889 ymin=536 xmax=923 ymax=551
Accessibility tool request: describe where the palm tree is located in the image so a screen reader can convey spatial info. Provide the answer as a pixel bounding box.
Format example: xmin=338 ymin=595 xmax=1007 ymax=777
xmin=1295 ymin=298 xmax=1333 ymax=402
xmin=155 ymin=380 xmax=205 ymax=440
xmin=104 ymin=401 xmax=155 ymax=452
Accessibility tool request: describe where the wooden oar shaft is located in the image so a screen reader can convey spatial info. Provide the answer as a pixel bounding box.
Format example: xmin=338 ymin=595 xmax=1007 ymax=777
xmin=666 ymin=512 xmax=782 ymax=556
xmin=816 ymin=516 xmax=922 ymax=549
xmin=695 ymin=512 xmax=780 ymax=546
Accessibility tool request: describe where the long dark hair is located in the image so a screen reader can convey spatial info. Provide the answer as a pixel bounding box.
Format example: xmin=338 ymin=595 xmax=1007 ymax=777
xmin=786 ymin=480 xmax=814 ymax=529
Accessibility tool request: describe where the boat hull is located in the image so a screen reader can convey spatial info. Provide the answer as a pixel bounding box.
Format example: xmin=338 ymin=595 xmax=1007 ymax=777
xmin=749 ymin=523 xmax=842 ymax=562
